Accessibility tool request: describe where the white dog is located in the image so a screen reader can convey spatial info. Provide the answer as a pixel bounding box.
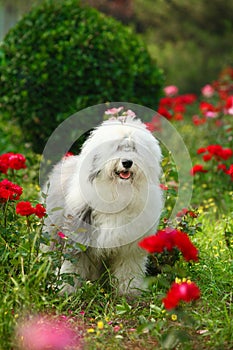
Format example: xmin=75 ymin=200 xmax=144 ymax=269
xmin=43 ymin=114 xmax=163 ymax=294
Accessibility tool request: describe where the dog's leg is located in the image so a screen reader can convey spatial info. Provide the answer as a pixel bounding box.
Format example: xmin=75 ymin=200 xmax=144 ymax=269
xmin=59 ymin=251 xmax=103 ymax=294
xmin=110 ymin=247 xmax=147 ymax=295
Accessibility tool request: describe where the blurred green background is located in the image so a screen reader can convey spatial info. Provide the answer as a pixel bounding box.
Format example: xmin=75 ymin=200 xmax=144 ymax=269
xmin=0 ymin=0 xmax=232 ymax=93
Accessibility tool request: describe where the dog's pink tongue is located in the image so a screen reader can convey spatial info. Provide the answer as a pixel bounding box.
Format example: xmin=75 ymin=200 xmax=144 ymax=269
xmin=119 ymin=171 xmax=131 ymax=179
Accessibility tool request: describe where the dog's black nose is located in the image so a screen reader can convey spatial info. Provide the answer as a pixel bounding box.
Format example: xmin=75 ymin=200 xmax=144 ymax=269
xmin=122 ymin=159 xmax=133 ymax=169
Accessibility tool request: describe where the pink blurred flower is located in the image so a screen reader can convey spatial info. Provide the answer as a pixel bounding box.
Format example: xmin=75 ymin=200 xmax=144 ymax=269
xmin=164 ymin=85 xmax=179 ymax=97
xmin=160 ymin=183 xmax=168 ymax=191
xmin=105 ymin=107 xmax=124 ymax=115
xmin=16 ymin=315 xmax=82 ymax=350
xmin=58 ymin=231 xmax=66 ymax=239
xmin=201 ymin=84 xmax=215 ymax=98
xmin=124 ymin=109 xmax=136 ymax=117
xmin=113 ymin=325 xmax=121 ymax=333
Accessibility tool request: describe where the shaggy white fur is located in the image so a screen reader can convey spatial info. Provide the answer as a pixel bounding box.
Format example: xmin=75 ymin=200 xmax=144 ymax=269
xmin=43 ymin=116 xmax=163 ymax=294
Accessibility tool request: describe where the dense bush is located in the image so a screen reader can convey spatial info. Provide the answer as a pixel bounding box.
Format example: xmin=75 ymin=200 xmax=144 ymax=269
xmin=0 ymin=0 xmax=163 ymax=153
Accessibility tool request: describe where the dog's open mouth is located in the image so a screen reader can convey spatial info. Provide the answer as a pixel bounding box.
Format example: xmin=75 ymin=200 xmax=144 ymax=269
xmin=115 ymin=170 xmax=132 ymax=180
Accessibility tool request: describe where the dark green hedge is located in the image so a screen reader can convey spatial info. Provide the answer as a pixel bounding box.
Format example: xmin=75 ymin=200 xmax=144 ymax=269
xmin=0 ymin=0 xmax=164 ymax=153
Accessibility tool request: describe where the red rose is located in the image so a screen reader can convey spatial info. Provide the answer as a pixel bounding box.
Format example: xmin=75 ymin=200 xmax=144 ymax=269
xmin=202 ymin=153 xmax=213 ymax=162
xmin=16 ymin=201 xmax=35 ymax=216
xmin=34 ymin=204 xmax=46 ymax=218
xmin=197 ymin=147 xmax=207 ymax=154
xmin=219 ymin=148 xmax=233 ymax=160
xmin=16 ymin=202 xmax=46 ymax=218
xmin=158 ymin=106 xmax=173 ymax=120
xmin=8 ymin=153 xmax=27 ymax=170
xmin=159 ymin=97 xmax=174 ymax=108
xmin=0 ymin=179 xmax=23 ymax=201
xmin=139 ymin=228 xmax=198 ymax=262
xmin=58 ymin=231 xmax=66 ymax=239
xmin=162 ymin=280 xmax=201 ymax=310
xmin=0 ymin=153 xmax=27 ymax=173
xmin=190 ymin=164 xmax=208 ymax=175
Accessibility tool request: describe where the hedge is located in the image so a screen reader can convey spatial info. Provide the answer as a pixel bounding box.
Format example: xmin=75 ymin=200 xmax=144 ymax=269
xmin=0 ymin=0 xmax=164 ymax=153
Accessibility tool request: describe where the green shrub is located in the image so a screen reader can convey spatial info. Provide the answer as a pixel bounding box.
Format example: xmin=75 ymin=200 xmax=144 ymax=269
xmin=0 ymin=0 xmax=163 ymax=153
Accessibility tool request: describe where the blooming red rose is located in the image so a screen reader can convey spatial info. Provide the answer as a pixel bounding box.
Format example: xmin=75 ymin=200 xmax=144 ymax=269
xmin=162 ymin=280 xmax=201 ymax=310
xmin=8 ymin=153 xmax=26 ymax=170
xmin=139 ymin=229 xmax=173 ymax=253
xmin=173 ymin=230 xmax=199 ymax=261
xmin=205 ymin=144 xmax=233 ymax=161
xmin=158 ymin=106 xmax=173 ymax=120
xmin=203 ymin=153 xmax=213 ymax=162
xmin=0 ymin=153 xmax=26 ymax=173
xmin=0 ymin=179 xmax=23 ymax=201
xmin=16 ymin=202 xmax=46 ymax=218
xmin=190 ymin=164 xmax=208 ymax=175
xmin=138 ymin=228 xmax=198 ymax=262
xmin=34 ymin=204 xmax=46 ymax=218
xmin=219 ymin=148 xmax=233 ymax=160
xmin=206 ymin=144 xmax=222 ymax=156
xmin=16 ymin=201 xmax=35 ymax=216
xmin=173 ymin=104 xmax=185 ymax=113
xmin=197 ymin=147 xmax=207 ymax=154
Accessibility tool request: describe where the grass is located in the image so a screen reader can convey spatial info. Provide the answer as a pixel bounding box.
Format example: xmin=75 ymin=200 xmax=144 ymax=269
xmin=2 ymin=213 xmax=232 ymax=349
xmin=0 ymin=88 xmax=233 ymax=349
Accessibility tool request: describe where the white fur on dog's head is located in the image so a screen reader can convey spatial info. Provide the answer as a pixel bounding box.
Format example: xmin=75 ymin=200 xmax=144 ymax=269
xmin=80 ymin=116 xmax=161 ymax=184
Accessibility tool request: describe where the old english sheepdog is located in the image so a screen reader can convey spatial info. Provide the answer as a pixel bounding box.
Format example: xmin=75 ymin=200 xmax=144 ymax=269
xmin=43 ymin=114 xmax=163 ymax=294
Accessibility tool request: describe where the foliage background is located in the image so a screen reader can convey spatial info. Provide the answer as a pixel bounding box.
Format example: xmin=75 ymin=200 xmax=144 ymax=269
xmin=1 ymin=0 xmax=232 ymax=94
xmin=133 ymin=0 xmax=233 ymax=93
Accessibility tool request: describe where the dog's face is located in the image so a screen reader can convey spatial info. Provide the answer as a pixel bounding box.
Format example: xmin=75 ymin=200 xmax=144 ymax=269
xmin=76 ymin=118 xmax=162 ymax=213
xmin=82 ymin=118 xmax=161 ymax=183
xmin=94 ymin=134 xmax=145 ymax=186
